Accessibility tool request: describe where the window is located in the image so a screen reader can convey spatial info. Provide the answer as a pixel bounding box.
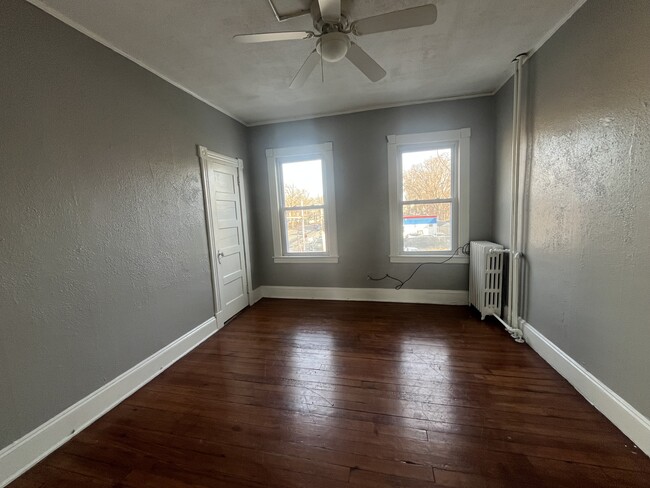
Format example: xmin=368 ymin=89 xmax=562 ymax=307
xmin=387 ymin=129 xmax=470 ymax=263
xmin=266 ymin=143 xmax=338 ymax=263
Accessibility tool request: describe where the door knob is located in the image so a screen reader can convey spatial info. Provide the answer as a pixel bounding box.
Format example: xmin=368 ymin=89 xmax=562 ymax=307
xmin=217 ymin=251 xmax=225 ymax=264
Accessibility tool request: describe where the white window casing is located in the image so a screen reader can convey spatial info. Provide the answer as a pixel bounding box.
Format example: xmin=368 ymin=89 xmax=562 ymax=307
xmin=266 ymin=142 xmax=339 ymax=264
xmin=387 ymin=128 xmax=470 ymax=264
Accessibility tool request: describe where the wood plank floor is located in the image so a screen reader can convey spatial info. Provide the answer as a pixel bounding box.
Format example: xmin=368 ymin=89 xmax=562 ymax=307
xmin=10 ymin=299 xmax=650 ymax=487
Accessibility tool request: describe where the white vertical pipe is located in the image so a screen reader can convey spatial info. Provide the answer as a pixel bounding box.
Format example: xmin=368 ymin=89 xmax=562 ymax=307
xmin=509 ymin=54 xmax=527 ymax=331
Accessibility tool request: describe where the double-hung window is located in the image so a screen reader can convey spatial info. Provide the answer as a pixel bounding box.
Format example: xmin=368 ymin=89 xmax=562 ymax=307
xmin=387 ymin=129 xmax=470 ymax=263
xmin=266 ymin=143 xmax=338 ymax=263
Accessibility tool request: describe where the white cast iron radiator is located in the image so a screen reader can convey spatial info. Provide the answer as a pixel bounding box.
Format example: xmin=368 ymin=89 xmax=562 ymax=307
xmin=469 ymin=241 xmax=504 ymax=320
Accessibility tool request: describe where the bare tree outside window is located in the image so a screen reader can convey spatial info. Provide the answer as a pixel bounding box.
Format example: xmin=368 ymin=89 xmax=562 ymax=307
xmin=284 ymin=184 xmax=321 ymax=208
xmin=401 ymin=148 xmax=453 ymax=251
xmin=280 ymin=160 xmax=326 ymax=253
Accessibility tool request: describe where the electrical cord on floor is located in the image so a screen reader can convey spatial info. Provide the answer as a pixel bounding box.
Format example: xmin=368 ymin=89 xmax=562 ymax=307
xmin=367 ymin=242 xmax=470 ymax=290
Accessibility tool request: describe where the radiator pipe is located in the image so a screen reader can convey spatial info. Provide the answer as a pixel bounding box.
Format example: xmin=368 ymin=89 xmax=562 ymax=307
xmin=488 ymin=248 xmax=524 ymax=342
xmin=493 ymin=312 xmax=524 ymax=343
xmin=507 ymin=54 xmax=528 ymax=337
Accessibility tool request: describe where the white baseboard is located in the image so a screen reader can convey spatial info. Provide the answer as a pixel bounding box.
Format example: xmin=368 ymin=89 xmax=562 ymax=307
xmin=522 ymin=319 xmax=650 ymax=456
xmin=0 ymin=316 xmax=219 ymax=488
xmin=250 ymin=286 xmax=264 ymax=305
xmin=259 ymin=285 xmax=468 ymax=305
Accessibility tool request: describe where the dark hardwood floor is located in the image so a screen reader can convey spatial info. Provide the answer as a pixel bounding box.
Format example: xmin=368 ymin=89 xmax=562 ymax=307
xmin=10 ymin=299 xmax=650 ymax=487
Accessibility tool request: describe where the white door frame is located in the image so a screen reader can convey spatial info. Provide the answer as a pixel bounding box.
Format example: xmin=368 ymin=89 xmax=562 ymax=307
xmin=197 ymin=145 xmax=254 ymax=328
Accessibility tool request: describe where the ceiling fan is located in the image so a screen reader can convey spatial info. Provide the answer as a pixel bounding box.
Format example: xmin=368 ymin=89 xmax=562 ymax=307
xmin=233 ymin=0 xmax=437 ymax=88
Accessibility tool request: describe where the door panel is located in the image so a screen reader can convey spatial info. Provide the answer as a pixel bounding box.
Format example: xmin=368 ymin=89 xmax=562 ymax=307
xmin=215 ymin=200 xmax=238 ymax=226
xmin=213 ymin=170 xmax=236 ymax=193
xmin=223 ymin=277 xmax=245 ymax=306
xmin=220 ymin=253 xmax=242 ymax=280
xmin=216 ymin=227 xmax=239 ymax=249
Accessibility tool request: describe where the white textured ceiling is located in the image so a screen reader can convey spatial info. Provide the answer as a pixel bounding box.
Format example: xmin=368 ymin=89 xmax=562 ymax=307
xmin=32 ymin=0 xmax=584 ymax=125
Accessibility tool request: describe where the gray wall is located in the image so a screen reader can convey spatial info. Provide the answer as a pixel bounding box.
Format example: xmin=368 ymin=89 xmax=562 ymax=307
xmin=493 ymin=77 xmax=513 ymax=247
xmin=0 ymin=0 xmax=248 ymax=449
xmin=248 ymin=98 xmax=496 ymax=290
xmin=494 ymin=0 xmax=650 ymax=417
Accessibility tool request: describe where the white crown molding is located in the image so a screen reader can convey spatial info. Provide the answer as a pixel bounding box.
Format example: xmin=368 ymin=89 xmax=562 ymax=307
xmin=247 ymin=92 xmax=495 ymax=127
xmin=24 ymin=0 xmax=247 ymax=126
xmin=492 ymin=0 xmax=589 ymax=95
xmin=0 ymin=316 xmax=220 ymax=488
xmin=522 ymin=319 xmax=650 ymax=457
xmin=524 ymin=0 xmax=589 ymax=62
xmin=258 ymin=285 xmax=468 ymax=306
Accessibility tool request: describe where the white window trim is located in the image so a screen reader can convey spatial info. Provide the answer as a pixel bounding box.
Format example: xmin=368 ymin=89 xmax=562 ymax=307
xmin=266 ymin=142 xmax=339 ymax=264
xmin=387 ymin=128 xmax=470 ymax=264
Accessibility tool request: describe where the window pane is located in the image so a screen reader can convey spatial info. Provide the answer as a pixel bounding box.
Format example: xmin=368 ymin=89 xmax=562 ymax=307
xmin=282 ymin=159 xmax=324 ymax=207
xmin=402 ymin=203 xmax=452 ymax=252
xmin=401 ymin=148 xmax=452 ymax=201
xmin=284 ymin=208 xmax=326 ymax=253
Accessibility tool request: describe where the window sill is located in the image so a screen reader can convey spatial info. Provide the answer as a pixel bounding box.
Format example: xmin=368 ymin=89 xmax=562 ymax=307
xmin=273 ymin=256 xmax=339 ymax=264
xmin=389 ymin=255 xmax=469 ymax=264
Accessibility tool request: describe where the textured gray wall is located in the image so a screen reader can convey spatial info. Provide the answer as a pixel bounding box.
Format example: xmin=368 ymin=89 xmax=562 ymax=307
xmin=0 ymin=0 xmax=248 ymax=449
xmin=494 ymin=0 xmax=650 ymax=417
xmin=248 ymin=98 xmax=496 ymax=290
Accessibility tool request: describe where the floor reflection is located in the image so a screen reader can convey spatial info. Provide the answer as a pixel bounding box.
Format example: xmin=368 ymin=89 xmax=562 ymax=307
xmin=399 ymin=329 xmax=460 ymax=424
xmin=285 ymin=329 xmax=336 ymax=415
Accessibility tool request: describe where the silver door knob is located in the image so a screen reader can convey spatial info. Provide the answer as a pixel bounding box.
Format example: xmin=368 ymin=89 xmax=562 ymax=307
xmin=217 ymin=251 xmax=225 ymax=264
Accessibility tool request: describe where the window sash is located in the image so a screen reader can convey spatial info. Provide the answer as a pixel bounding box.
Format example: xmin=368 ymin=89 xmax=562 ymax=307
xmin=400 ymin=201 xmax=454 ymax=253
xmin=277 ymin=159 xmax=329 ymax=256
xmin=401 ymin=198 xmax=453 ymax=206
xmin=281 ymin=204 xmax=325 ymax=212
xmin=281 ymin=206 xmax=328 ymax=255
xmin=398 ymin=144 xmax=458 ymax=255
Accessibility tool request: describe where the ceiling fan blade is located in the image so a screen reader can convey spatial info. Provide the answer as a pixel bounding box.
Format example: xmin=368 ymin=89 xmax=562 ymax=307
xmin=290 ymin=50 xmax=320 ymax=88
xmin=318 ymin=0 xmax=341 ymax=22
xmin=351 ymin=4 xmax=437 ymax=36
xmin=233 ymin=31 xmax=314 ymax=43
xmin=345 ymin=43 xmax=386 ymax=82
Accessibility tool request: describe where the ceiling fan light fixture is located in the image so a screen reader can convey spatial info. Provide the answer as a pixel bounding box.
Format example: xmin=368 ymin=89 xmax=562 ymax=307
xmin=317 ymin=32 xmax=350 ymax=63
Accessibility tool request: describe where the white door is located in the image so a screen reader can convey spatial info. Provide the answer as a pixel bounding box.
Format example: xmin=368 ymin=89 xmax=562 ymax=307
xmin=203 ymin=151 xmax=249 ymax=324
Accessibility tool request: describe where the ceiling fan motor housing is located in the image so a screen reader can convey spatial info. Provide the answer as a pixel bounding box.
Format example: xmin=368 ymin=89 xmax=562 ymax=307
xmin=310 ymin=0 xmax=351 ymax=30
xmin=317 ymin=32 xmax=351 ymax=63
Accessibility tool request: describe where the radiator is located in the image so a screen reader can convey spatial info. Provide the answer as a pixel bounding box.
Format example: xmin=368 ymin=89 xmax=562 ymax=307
xmin=469 ymin=241 xmax=504 ymax=320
